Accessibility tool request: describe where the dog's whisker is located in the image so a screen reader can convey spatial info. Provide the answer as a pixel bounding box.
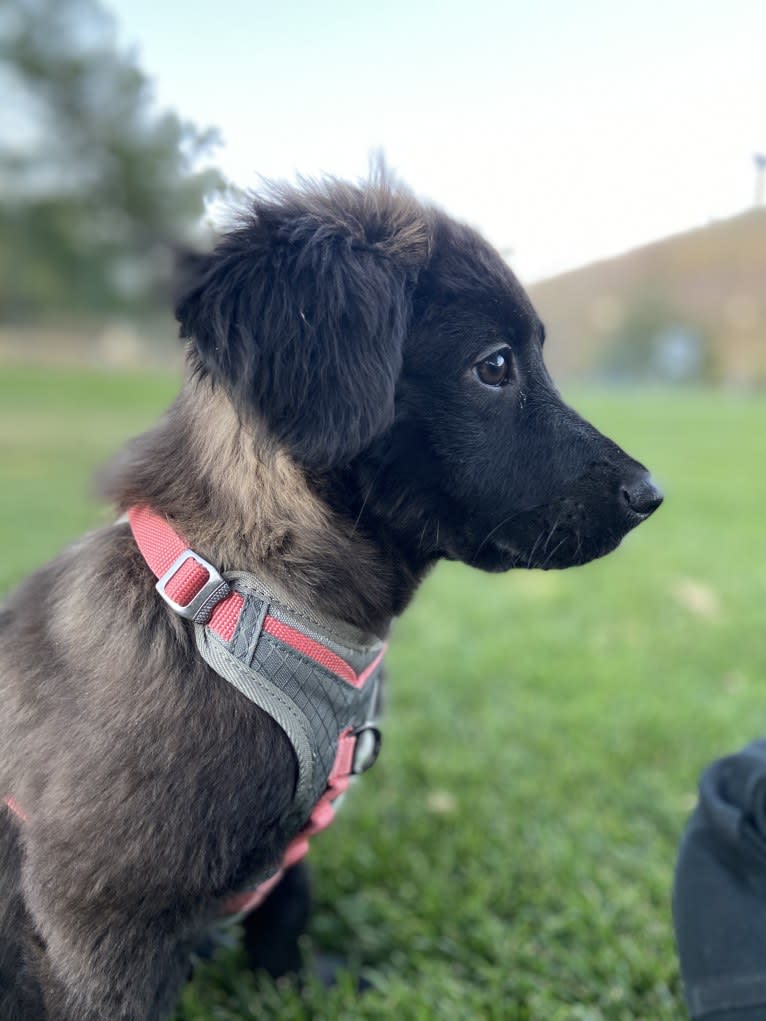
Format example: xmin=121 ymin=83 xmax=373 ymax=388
xmin=350 ymin=467 xmax=385 ymax=535
xmin=573 ymin=532 xmax=584 ymax=563
xmin=525 ymin=526 xmax=547 ymax=569
xmin=540 ymin=536 xmax=567 ymax=570
xmin=472 ymin=509 xmax=526 ymax=562
xmin=351 ymin=485 xmax=375 ymax=534
xmin=417 ymin=520 xmax=429 ymax=552
xmin=542 ymin=514 xmax=562 ymax=553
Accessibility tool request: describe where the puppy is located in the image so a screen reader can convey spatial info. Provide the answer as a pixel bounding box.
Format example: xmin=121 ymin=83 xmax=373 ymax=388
xmin=0 ymin=172 xmax=662 ymax=1019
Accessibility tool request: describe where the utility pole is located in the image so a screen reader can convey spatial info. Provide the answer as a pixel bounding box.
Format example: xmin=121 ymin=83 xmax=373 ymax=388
xmin=755 ymin=153 xmax=766 ymax=206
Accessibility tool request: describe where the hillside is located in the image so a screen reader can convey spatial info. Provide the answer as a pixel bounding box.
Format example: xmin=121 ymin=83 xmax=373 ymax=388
xmin=529 ymin=207 xmax=766 ymax=385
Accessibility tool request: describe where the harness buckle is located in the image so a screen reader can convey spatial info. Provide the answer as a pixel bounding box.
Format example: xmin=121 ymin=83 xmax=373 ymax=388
xmin=155 ymin=550 xmax=230 ymax=624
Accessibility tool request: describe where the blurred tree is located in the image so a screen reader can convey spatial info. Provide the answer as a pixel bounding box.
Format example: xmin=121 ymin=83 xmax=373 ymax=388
xmin=0 ymin=0 xmax=225 ymax=322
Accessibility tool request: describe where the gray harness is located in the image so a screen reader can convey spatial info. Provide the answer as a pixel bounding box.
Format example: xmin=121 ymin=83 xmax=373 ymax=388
xmin=125 ymin=502 xmax=387 ymax=899
xmin=191 ymin=570 xmax=385 ymax=827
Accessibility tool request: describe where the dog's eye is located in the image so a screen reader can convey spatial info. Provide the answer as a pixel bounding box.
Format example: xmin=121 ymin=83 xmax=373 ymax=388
xmin=474 ymin=349 xmax=513 ymax=388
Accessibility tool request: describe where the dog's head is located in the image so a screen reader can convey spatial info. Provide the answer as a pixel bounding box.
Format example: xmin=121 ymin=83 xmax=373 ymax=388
xmin=176 ymin=173 xmax=661 ymax=574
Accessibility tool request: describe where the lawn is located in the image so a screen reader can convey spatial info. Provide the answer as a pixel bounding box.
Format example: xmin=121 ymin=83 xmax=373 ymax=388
xmin=2 ymin=363 xmax=765 ymax=1020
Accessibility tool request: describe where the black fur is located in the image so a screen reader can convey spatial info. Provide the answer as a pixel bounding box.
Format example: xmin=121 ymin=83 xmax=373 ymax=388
xmin=0 ymin=171 xmax=661 ymax=1020
xmin=176 ymin=177 xmax=429 ymax=471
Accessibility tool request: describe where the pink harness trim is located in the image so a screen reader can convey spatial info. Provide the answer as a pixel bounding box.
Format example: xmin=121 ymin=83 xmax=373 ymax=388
xmin=262 ymin=617 xmax=386 ymax=689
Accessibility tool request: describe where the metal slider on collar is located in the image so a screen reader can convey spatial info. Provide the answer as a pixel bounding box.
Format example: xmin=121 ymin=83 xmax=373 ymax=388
xmin=155 ymin=550 xmax=231 ymax=624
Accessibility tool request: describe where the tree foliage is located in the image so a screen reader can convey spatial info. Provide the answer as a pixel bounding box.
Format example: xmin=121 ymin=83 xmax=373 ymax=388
xmin=0 ymin=0 xmax=225 ymax=321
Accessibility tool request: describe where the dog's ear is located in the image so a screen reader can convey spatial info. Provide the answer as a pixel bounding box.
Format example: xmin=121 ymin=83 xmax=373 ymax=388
xmin=175 ymin=179 xmax=430 ymax=471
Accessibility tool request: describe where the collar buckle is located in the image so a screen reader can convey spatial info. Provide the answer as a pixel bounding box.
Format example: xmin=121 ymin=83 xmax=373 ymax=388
xmin=155 ymin=549 xmax=230 ymax=624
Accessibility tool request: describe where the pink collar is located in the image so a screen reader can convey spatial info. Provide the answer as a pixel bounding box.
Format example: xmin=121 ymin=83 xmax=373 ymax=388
xmin=127 ymin=504 xmax=244 ymax=641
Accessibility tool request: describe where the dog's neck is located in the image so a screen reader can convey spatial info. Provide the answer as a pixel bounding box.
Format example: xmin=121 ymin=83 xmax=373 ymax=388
xmin=101 ymin=372 xmax=424 ymax=637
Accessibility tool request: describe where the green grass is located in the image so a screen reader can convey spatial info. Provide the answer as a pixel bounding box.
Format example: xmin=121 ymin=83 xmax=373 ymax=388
xmin=2 ymin=363 xmax=765 ymax=1020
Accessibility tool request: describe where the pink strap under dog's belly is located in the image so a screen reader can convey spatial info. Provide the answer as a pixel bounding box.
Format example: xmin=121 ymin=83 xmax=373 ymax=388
xmin=221 ymin=729 xmax=356 ymax=917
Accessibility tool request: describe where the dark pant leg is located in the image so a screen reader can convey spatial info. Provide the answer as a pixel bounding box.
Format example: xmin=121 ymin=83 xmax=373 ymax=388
xmin=673 ymin=739 xmax=766 ymax=1020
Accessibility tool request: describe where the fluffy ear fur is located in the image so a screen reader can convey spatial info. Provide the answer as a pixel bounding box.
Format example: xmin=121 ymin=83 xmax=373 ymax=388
xmin=175 ymin=176 xmax=431 ymax=470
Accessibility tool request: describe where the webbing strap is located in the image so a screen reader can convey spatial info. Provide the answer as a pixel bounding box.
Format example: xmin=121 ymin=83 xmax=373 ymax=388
xmin=127 ymin=505 xmax=245 ymax=638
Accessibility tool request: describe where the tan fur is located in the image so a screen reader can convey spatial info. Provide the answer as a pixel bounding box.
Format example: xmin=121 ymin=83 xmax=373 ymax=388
xmin=99 ymin=359 xmax=406 ymax=634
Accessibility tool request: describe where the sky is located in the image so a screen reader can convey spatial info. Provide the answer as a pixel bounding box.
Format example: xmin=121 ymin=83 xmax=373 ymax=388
xmin=109 ymin=0 xmax=766 ymax=283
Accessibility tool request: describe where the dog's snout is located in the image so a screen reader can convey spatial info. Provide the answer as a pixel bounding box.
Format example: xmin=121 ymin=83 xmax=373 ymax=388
xmin=620 ymin=471 xmax=663 ymax=519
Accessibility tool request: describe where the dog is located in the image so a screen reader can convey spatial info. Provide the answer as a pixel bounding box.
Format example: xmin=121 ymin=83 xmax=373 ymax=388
xmin=0 ymin=171 xmax=662 ymax=1019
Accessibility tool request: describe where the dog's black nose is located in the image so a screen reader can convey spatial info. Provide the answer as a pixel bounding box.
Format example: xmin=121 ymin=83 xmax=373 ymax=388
xmin=620 ymin=471 xmax=663 ymax=518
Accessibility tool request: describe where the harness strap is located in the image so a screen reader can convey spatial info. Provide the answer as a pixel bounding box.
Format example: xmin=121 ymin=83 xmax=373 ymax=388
xmin=128 ymin=504 xmax=245 ymax=639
